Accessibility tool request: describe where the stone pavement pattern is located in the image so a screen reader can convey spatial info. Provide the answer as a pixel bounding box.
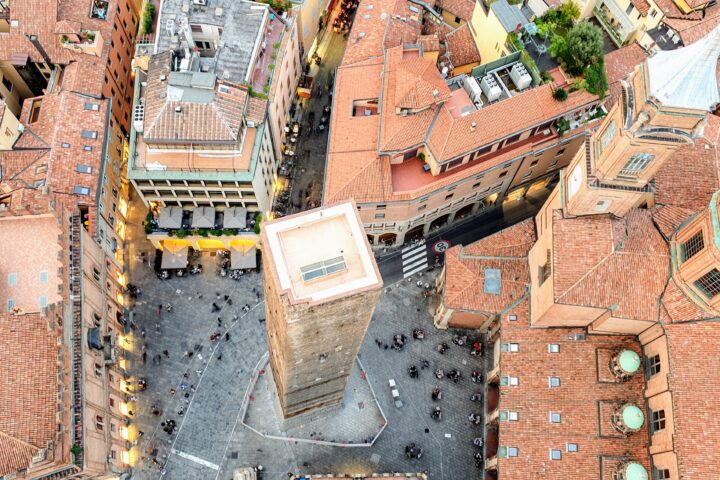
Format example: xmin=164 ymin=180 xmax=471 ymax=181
xmin=126 ymin=249 xmax=489 ymax=480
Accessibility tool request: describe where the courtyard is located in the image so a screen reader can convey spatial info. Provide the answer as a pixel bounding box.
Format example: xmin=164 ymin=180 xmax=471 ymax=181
xmin=124 ymin=207 xmax=489 ymax=480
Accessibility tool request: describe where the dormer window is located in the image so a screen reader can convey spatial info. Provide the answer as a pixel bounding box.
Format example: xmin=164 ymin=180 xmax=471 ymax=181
xmin=619 ymin=153 xmax=655 ymax=177
xmin=694 ymin=268 xmax=720 ymax=300
xmin=680 ymin=230 xmax=704 ymax=263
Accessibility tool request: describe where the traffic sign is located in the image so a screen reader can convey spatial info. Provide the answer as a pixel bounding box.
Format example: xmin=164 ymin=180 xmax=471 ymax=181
xmin=432 ymin=240 xmax=450 ymax=254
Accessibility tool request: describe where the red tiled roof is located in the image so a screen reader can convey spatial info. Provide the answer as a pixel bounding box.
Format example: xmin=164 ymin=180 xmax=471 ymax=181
xmin=631 ymin=0 xmax=652 ymax=15
xmin=604 ymin=43 xmax=647 ymax=85
xmin=437 ymin=0 xmax=476 ymax=21
xmin=654 ymin=142 xmax=720 ymax=213
xmin=0 ymin=431 xmax=41 ymax=477
xmin=0 ymin=313 xmax=58 ymax=470
xmin=445 ymin=23 xmax=481 ymax=68
xmin=664 ymin=322 xmax=720 ymax=478
xmin=497 ymin=300 xmax=650 ymax=480
xmin=652 ymin=205 xmax=697 ymax=239
xmin=417 ymin=34 xmax=440 ymax=52
xmin=552 ymin=209 xmax=669 ymax=321
xmin=392 ymin=56 xmax=452 ymax=110
xmin=441 ymin=220 xmax=535 ymax=312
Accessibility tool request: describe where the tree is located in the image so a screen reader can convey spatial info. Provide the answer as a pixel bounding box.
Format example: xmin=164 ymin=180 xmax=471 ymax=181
xmin=557 ymin=1 xmax=580 ymax=29
xmin=553 ymin=87 xmax=568 ymax=101
xmin=562 ymin=22 xmax=604 ymax=75
xmin=584 ymin=59 xmax=608 ymax=98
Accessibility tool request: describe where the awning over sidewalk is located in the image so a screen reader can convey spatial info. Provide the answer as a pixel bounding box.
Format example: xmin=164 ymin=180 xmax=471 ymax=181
xmin=231 ymin=245 xmax=257 ymax=269
xmin=158 ymin=207 xmax=182 ymax=229
xmin=223 ymin=207 xmax=247 ymax=229
xmin=161 ymin=246 xmax=189 ymax=269
xmin=191 ymin=206 xmax=216 ymax=228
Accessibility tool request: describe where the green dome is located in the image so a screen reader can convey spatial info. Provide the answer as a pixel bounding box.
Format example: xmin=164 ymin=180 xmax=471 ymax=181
xmin=624 ymin=462 xmax=648 ymax=480
xmin=619 ymin=350 xmax=641 ymax=374
xmin=622 ymin=405 xmax=645 ymax=430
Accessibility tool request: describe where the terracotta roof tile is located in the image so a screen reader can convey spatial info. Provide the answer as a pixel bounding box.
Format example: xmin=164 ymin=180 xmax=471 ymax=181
xmin=553 ymin=209 xmax=669 ymax=321
xmin=392 ymin=56 xmax=451 ymax=110
xmin=660 ymin=278 xmax=710 ymax=322
xmin=630 ymin=0 xmax=652 ymax=15
xmin=445 ymin=23 xmax=481 ymax=68
xmin=462 ymin=218 xmax=536 ymax=257
xmin=652 ymin=205 xmax=697 ymax=239
xmin=437 ymin=0 xmax=476 ymax=21
xmin=417 ymin=34 xmax=440 ymax=52
xmin=604 ymin=43 xmax=646 ymax=85
xmin=0 ymin=431 xmax=41 ymax=477
xmin=0 ymin=312 xmax=58 ymax=454
xmin=654 ymin=143 xmax=720 ymax=212
xmin=664 ymin=322 xmax=720 ymax=478
xmin=497 ymin=300 xmax=650 ymax=479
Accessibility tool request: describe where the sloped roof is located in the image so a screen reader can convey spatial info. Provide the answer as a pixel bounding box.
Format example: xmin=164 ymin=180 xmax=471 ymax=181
xmin=0 ymin=313 xmax=58 ymax=468
xmin=437 ymin=0 xmax=476 ymax=20
xmin=445 ymin=24 xmax=481 ymax=68
xmin=654 ymin=142 xmax=720 ymax=212
xmin=393 ymin=57 xmax=452 ymax=110
xmin=143 ymin=52 xmax=251 ymax=144
xmin=552 ymin=209 xmax=669 ymax=321
xmin=0 ymin=432 xmax=41 ymax=477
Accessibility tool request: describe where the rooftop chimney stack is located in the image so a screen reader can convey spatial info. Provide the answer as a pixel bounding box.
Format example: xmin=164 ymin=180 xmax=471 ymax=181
xmin=470 ymin=122 xmax=477 ymax=132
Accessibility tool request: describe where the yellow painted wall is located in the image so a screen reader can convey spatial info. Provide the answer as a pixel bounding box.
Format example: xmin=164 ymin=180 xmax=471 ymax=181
xmin=469 ymin=5 xmax=510 ymax=64
xmin=442 ymin=10 xmax=465 ymax=28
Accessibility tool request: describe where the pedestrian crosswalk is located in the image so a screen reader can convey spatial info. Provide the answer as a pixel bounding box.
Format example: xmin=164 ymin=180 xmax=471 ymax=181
xmin=402 ymin=243 xmax=429 ymax=278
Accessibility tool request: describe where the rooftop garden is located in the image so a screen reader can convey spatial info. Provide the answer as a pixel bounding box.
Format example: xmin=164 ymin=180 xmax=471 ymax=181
xmin=534 ymin=3 xmax=608 ymax=98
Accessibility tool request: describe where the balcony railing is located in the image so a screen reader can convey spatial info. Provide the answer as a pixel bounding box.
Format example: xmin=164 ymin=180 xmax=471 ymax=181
xmin=593 ymin=4 xmax=633 ymax=46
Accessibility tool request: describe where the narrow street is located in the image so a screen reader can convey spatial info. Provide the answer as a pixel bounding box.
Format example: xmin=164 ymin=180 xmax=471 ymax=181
xmin=286 ymin=8 xmax=350 ymax=212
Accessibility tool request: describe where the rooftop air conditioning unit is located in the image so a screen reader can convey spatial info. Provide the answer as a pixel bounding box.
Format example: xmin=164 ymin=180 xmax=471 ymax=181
xmin=609 ymin=349 xmax=641 ymax=381
xmin=510 ymin=63 xmax=532 ymax=91
xmin=463 ymin=76 xmax=482 ymax=104
xmin=133 ymin=104 xmax=145 ymax=133
xmin=480 ymin=75 xmax=502 ymax=102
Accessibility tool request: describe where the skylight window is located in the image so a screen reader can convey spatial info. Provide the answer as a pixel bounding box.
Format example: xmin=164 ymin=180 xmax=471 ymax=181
xmin=300 ymin=256 xmax=347 ymax=282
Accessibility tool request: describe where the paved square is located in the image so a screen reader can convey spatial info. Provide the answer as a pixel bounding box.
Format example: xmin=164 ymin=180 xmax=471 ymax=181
xmin=126 ymin=243 xmax=488 ymax=480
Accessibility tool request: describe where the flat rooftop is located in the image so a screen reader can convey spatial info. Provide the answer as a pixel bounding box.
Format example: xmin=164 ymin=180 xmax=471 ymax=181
xmin=155 ymin=0 xmax=267 ymax=83
xmin=263 ymin=202 xmax=382 ymax=304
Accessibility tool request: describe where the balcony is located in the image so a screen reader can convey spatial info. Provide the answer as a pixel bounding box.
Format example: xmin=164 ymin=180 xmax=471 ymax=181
xmin=594 ymin=0 xmax=636 ymax=47
xmin=60 ymin=30 xmax=104 ymax=57
xmin=91 ymin=0 xmax=109 ymax=19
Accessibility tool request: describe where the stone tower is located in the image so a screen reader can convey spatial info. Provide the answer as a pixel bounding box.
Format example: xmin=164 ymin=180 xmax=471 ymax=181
xmin=562 ymin=29 xmax=720 ymax=218
xmin=260 ymin=201 xmax=383 ymax=418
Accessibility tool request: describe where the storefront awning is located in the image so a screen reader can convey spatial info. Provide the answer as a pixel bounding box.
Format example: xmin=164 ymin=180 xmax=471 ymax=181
xmin=161 ymin=246 xmax=189 ymax=269
xmin=231 ymin=245 xmax=257 ymax=269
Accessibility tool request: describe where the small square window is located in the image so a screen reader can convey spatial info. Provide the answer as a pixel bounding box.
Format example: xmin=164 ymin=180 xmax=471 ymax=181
xmin=76 ymin=165 xmax=93 ymax=174
xmin=508 ymin=314 xmax=517 ymax=321
xmin=73 ymin=186 xmax=91 ymax=195
xmin=507 ymin=447 xmax=518 ymax=457
xmin=61 ymin=142 xmax=71 ymax=148
xmin=39 ymin=295 xmax=47 ymax=308
xmin=651 ymin=409 xmax=666 ymax=433
xmin=549 ymin=377 xmax=561 ymax=388
xmin=550 ymin=449 xmax=562 ymax=460
xmin=548 ymin=344 xmax=560 ymax=353
xmin=81 ymin=130 xmax=99 ymax=139
xmin=508 ymin=343 xmax=519 ymax=352
xmin=501 ymin=375 xmax=519 ymax=386
xmin=374 ymin=213 xmax=385 ymax=219
xmin=84 ymin=145 xmax=93 ymax=151
xmin=646 ymin=354 xmax=661 ymax=377
xmin=508 ymin=411 xmax=519 ymax=421
xmin=566 ymin=443 xmax=578 ymax=453
xmin=7 ymin=298 xmax=15 ymax=311
xmin=654 ymin=468 xmax=670 ymax=479
xmin=39 ymin=271 xmax=48 ymax=283
xmin=7 ymin=273 xmax=17 ymax=286
xmin=549 ymin=412 xmax=561 ymax=423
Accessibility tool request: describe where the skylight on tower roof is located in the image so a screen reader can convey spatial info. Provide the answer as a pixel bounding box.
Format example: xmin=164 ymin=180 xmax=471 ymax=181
xmin=484 ymin=268 xmax=501 ymax=295
xmin=300 ymin=256 xmax=347 ymax=282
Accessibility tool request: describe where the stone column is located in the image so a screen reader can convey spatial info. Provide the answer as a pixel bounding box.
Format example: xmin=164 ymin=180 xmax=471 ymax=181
xmin=423 ymin=222 xmax=431 ymax=236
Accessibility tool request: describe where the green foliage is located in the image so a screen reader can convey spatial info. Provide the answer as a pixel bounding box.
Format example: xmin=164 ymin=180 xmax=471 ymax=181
xmin=222 ymin=228 xmax=237 ymax=236
xmin=418 ymin=152 xmax=426 ymax=161
xmin=259 ymin=0 xmax=290 ymax=12
xmin=253 ymin=213 xmax=262 ymax=235
xmin=562 ymin=22 xmax=603 ymax=75
xmin=556 ymin=118 xmax=571 ymax=136
xmin=144 ymin=222 xmax=153 ymax=234
xmin=273 ymin=41 xmax=281 ymax=49
xmin=263 ymin=85 xmax=270 ymax=94
xmin=175 ymin=229 xmax=188 ymax=239
xmin=507 ymin=32 xmax=522 ymax=52
xmin=247 ymin=85 xmax=268 ymax=100
xmin=71 ymin=444 xmax=83 ymax=457
xmin=210 ymin=228 xmax=223 ymax=236
xmin=85 ymin=32 xmax=96 ymax=42
xmin=553 ymin=87 xmax=568 ymax=101
xmin=549 ymin=34 xmax=567 ymax=60
xmin=541 ymin=71 xmax=554 ymax=84
xmin=140 ymin=1 xmax=156 ymax=36
xmin=197 ymin=228 xmax=209 ymax=237
xmin=557 ymin=1 xmax=580 ymax=28
xmin=271 ymin=51 xmax=277 ymax=60
xmin=268 ymin=63 xmax=275 ymax=70
xmin=61 ymin=35 xmax=68 ymax=44
xmin=584 ymin=59 xmax=608 ymax=98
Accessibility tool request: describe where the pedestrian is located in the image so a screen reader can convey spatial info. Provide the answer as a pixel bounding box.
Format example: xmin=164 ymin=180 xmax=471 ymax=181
xmin=163 ymin=350 xmax=169 ymax=358
xmin=217 ymin=353 xmax=222 ymax=361
xmin=170 ymin=388 xmax=176 ymax=396
xmin=225 ymin=332 xmax=230 ymax=341
xmin=141 ymin=329 xmax=146 ymax=338
xmin=187 ymin=351 xmax=194 ymax=358
xmin=217 ymin=317 xmax=222 ymax=327
xmin=142 ymin=351 xmax=147 ymax=364
xmin=158 ymin=304 xmax=162 ymax=316
xmin=155 ymin=322 xmax=160 ymax=333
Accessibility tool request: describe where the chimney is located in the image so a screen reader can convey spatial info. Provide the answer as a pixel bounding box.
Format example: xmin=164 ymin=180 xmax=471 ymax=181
xmin=470 ymin=122 xmax=477 ymax=132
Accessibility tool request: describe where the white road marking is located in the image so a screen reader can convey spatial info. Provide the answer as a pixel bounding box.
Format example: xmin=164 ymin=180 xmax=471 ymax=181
xmin=171 ymin=449 xmax=220 ymax=471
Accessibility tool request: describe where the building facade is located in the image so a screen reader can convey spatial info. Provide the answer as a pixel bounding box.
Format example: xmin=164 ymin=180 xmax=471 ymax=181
xmin=323 ymin=0 xmax=604 ymax=248
xmin=261 ymin=202 xmax=383 ymax=418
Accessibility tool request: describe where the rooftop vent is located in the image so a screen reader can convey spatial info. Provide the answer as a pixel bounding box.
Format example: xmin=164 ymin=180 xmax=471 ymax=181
xmin=612 ymin=403 xmax=644 ymax=435
xmin=610 ymin=349 xmax=641 ymax=381
xmin=160 ymin=74 xmax=167 ymax=82
xmin=432 ymin=89 xmax=439 ymax=98
xmin=175 ymin=106 xmax=183 ymax=114
xmin=470 ymin=121 xmax=477 ymax=132
xmin=300 ymin=256 xmax=347 ymax=282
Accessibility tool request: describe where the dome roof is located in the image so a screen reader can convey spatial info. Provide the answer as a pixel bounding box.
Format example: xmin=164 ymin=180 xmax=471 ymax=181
xmin=622 ymin=404 xmax=645 ymax=430
xmin=648 ymin=24 xmax=720 ymax=111
xmin=624 ymin=462 xmax=649 ymax=480
xmin=618 ymin=349 xmax=641 ymax=374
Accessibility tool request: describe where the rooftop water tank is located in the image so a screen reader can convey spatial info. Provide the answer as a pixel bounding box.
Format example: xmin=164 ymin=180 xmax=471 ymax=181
xmin=480 ymin=74 xmax=502 ymax=102
xmin=610 ymin=349 xmax=641 ymax=380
